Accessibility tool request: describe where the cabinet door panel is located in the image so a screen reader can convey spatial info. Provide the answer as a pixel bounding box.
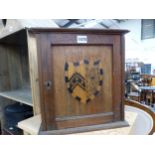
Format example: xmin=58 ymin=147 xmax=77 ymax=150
xmin=51 ymin=45 xmax=113 ymax=117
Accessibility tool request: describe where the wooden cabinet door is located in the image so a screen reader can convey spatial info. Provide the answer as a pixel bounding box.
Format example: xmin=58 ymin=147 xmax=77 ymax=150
xmin=36 ymin=31 xmax=124 ymax=131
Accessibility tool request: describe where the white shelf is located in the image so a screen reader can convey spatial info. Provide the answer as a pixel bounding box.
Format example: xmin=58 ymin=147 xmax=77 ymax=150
xmin=18 ymin=115 xmax=41 ymax=135
xmin=0 ymin=89 xmax=32 ymax=106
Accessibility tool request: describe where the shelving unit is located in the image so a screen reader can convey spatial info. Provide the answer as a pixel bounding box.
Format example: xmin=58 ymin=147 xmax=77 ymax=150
xmin=0 ymin=28 xmax=40 ymax=135
xmin=0 ymin=29 xmax=40 ymax=115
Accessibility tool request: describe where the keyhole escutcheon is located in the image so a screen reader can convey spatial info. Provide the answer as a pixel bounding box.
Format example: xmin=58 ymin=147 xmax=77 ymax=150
xmin=44 ymin=80 xmax=52 ymax=90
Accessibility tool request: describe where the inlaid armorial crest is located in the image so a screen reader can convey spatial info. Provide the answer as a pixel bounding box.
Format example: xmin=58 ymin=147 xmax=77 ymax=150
xmin=64 ymin=59 xmax=104 ymax=104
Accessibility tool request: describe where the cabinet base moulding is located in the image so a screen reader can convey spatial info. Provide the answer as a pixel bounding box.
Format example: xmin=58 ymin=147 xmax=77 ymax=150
xmin=40 ymin=121 xmax=129 ymax=135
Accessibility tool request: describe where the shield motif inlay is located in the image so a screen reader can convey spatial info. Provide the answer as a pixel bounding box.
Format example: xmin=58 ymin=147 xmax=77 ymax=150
xmin=64 ymin=59 xmax=104 ymax=104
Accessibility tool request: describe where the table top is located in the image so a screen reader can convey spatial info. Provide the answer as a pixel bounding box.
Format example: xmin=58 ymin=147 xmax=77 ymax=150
xmin=139 ymin=86 xmax=155 ymax=91
xmin=18 ymin=107 xmax=138 ymax=135
xmin=18 ymin=105 xmax=154 ymax=135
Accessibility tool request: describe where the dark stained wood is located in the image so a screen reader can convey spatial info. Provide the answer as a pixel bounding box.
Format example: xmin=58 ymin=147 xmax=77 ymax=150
xmin=39 ymin=120 xmax=128 ymax=135
xmin=112 ymin=35 xmax=122 ymax=121
xmin=125 ymin=99 xmax=155 ymax=135
xmin=56 ymin=112 xmax=113 ymax=129
xmin=36 ymin=34 xmax=57 ymax=130
xmin=35 ymin=29 xmax=127 ymax=132
xmin=120 ymin=35 xmax=125 ymax=120
xmin=29 ymin=28 xmax=129 ymax=35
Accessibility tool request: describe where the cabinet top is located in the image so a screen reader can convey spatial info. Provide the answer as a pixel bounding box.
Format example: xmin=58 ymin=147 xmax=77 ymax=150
xmin=0 ymin=28 xmax=129 ymax=45
xmin=28 ymin=27 xmax=129 ymax=35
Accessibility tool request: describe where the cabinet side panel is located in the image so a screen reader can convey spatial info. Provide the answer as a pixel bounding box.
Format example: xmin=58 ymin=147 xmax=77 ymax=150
xmin=27 ymin=32 xmax=41 ymax=115
xmin=112 ymin=35 xmax=124 ymax=121
xmin=120 ymin=35 xmax=125 ymax=120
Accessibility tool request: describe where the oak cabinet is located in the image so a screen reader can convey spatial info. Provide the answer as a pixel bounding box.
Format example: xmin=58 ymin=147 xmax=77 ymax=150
xmin=0 ymin=28 xmax=128 ymax=134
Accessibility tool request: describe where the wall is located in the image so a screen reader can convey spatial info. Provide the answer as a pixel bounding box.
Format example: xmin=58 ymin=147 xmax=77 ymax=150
xmin=110 ymin=19 xmax=155 ymax=73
